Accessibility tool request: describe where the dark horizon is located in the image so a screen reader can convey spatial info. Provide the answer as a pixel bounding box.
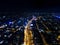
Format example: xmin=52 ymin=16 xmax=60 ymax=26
xmin=0 ymin=0 xmax=60 ymax=16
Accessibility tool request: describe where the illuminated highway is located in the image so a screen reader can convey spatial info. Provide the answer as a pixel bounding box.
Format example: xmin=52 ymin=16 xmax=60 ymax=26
xmin=24 ymin=15 xmax=60 ymax=45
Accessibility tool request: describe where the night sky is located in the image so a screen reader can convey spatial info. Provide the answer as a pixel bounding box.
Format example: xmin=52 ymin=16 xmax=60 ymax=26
xmin=0 ymin=0 xmax=60 ymax=9
xmin=0 ymin=0 xmax=60 ymax=16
